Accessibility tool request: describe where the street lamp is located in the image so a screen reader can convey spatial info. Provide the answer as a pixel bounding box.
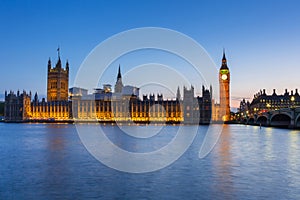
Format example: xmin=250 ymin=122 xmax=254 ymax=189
xmin=291 ymin=96 xmax=295 ymax=108
xmin=266 ymin=103 xmax=271 ymax=111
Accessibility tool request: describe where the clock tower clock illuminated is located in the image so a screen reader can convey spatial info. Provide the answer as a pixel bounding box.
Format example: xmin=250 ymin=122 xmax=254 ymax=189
xmin=219 ymin=50 xmax=230 ymax=121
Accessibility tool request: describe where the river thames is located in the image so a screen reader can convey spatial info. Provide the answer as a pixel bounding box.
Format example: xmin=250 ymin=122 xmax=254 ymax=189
xmin=0 ymin=123 xmax=300 ymax=199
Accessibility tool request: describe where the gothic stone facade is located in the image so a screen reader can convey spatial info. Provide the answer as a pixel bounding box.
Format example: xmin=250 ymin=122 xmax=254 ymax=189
xmin=4 ymin=53 xmax=213 ymax=124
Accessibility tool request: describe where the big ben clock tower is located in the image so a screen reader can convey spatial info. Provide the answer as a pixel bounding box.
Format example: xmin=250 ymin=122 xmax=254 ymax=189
xmin=219 ymin=50 xmax=230 ymax=121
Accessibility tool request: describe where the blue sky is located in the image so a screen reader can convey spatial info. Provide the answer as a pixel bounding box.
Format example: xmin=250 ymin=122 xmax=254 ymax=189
xmin=1 ymin=0 xmax=300 ymax=108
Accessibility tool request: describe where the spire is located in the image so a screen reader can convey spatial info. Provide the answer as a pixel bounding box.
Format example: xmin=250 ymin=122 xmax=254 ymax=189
xmin=176 ymin=86 xmax=181 ymax=100
xmin=48 ymin=58 xmax=51 ymax=71
xmin=56 ymin=58 xmax=62 ymax=69
xmin=66 ymin=59 xmax=69 ymax=71
xmin=55 ymin=47 xmax=62 ymax=69
xmin=34 ymin=92 xmax=38 ymax=103
xmin=57 ymin=46 xmax=60 ymax=58
xmin=117 ymin=64 xmax=122 ymax=79
xmin=114 ymin=64 xmax=123 ymax=93
xmin=220 ymin=49 xmax=229 ymax=70
xmin=222 ymin=48 xmax=226 ymax=60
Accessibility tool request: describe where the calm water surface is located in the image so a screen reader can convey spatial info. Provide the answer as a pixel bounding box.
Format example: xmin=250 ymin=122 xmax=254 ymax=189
xmin=0 ymin=123 xmax=300 ymax=199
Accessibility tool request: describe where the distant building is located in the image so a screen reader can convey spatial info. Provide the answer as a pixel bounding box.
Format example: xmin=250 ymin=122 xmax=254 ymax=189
xmin=4 ymin=90 xmax=31 ymax=121
xmin=211 ymin=51 xmax=231 ymax=122
xmin=5 ymin=49 xmax=71 ymax=122
xmin=47 ymin=48 xmax=69 ymax=102
xmin=199 ymin=86 xmax=213 ymax=124
xmin=70 ymin=67 xmax=212 ymax=124
xmin=219 ymin=50 xmax=231 ymax=121
xmin=69 ymin=87 xmax=88 ymax=98
xmin=239 ymin=89 xmax=300 ymax=117
xmin=4 ymin=49 xmax=220 ymax=124
xmin=30 ymin=92 xmax=71 ymax=120
xmin=183 ymin=85 xmax=198 ymax=124
xmin=239 ymin=98 xmax=250 ymax=113
xmin=0 ymin=101 xmax=4 ymax=116
xmin=122 ymin=85 xmax=139 ymax=97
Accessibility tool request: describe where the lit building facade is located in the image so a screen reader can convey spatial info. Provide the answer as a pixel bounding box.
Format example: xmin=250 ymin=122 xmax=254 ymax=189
xmin=219 ymin=50 xmax=231 ymax=121
xmin=4 ymin=90 xmax=31 ymax=122
xmin=47 ymin=49 xmax=69 ymax=102
xmin=70 ymin=67 xmax=212 ymax=124
xmin=4 ymin=90 xmax=71 ymax=122
xmin=4 ymin=51 xmax=214 ymax=124
xmin=31 ymin=93 xmax=71 ymax=120
xmin=239 ymin=89 xmax=300 ymax=118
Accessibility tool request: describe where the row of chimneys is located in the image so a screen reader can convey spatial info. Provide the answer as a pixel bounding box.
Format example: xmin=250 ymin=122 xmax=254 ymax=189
xmin=142 ymin=94 xmax=164 ymax=101
xmin=254 ymin=89 xmax=299 ymax=98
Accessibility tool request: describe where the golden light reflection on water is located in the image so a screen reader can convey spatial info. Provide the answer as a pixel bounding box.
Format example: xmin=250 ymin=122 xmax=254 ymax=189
xmin=212 ymin=125 xmax=234 ymax=197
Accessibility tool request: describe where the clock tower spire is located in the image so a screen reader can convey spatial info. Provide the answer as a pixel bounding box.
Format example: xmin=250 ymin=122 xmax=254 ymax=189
xmin=219 ymin=49 xmax=230 ymax=121
xmin=221 ymin=48 xmax=228 ymax=69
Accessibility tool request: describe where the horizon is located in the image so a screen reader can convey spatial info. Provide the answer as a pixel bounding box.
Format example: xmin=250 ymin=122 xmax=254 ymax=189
xmin=1 ymin=0 xmax=300 ymax=109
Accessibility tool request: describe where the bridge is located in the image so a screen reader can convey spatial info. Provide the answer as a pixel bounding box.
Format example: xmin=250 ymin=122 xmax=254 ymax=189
xmin=239 ymin=107 xmax=300 ymax=128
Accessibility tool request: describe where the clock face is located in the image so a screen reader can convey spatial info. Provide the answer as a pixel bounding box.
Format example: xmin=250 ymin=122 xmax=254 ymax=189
xmin=221 ymin=74 xmax=228 ymax=80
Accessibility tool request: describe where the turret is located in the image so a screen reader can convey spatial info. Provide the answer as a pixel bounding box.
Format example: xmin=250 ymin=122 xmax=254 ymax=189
xmin=157 ymin=94 xmax=163 ymax=101
xmin=66 ymin=60 xmax=69 ymax=72
xmin=176 ymin=86 xmax=181 ymax=101
xmin=48 ymin=58 xmax=51 ymax=71
xmin=210 ymin=85 xmax=213 ymax=99
xmin=143 ymin=95 xmax=148 ymax=101
xmin=34 ymin=92 xmax=38 ymax=103
xmin=55 ymin=57 xmax=62 ymax=69
xmin=150 ymin=94 xmax=155 ymax=101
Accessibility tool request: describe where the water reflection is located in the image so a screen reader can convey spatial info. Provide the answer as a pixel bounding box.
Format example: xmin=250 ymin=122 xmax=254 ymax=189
xmin=43 ymin=124 xmax=72 ymax=198
xmin=262 ymin=127 xmax=275 ymax=161
xmin=1 ymin=124 xmax=300 ymax=199
xmin=212 ymin=125 xmax=234 ymax=198
xmin=287 ymin=130 xmax=300 ymax=197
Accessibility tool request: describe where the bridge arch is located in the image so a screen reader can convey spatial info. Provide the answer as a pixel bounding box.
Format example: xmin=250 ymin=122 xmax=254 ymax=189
xmin=270 ymin=113 xmax=291 ymax=127
xmin=271 ymin=112 xmax=292 ymax=120
xmin=295 ymin=113 xmax=300 ymax=128
xmin=256 ymin=116 xmax=268 ymax=126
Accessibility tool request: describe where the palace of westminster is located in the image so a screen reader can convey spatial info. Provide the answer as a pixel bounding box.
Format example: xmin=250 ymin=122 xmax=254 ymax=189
xmin=4 ymin=50 xmax=232 ymax=123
